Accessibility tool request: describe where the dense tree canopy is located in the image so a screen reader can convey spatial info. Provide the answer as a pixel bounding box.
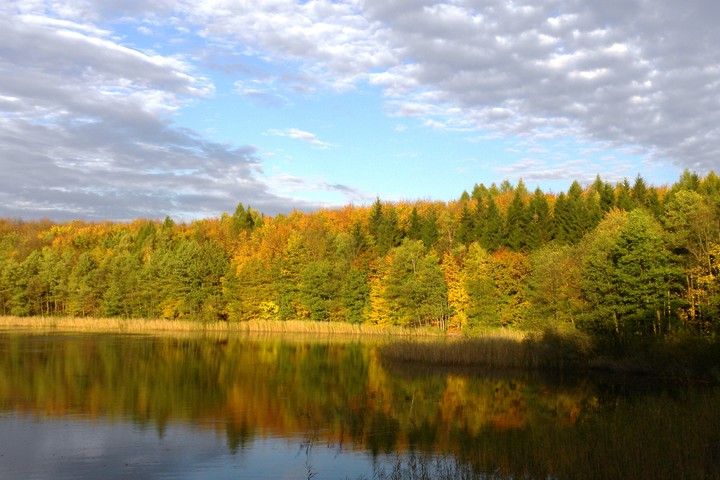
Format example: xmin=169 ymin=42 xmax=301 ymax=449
xmin=0 ymin=171 xmax=718 ymax=342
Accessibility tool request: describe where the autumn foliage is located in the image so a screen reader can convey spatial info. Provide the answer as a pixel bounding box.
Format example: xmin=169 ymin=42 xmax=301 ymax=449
xmin=1 ymin=171 xmax=719 ymax=341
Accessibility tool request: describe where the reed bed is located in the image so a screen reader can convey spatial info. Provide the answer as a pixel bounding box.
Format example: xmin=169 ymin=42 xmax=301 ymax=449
xmin=379 ymin=329 xmax=593 ymax=371
xmin=0 ymin=316 xmax=439 ymax=337
xmin=379 ymin=332 xmax=530 ymax=369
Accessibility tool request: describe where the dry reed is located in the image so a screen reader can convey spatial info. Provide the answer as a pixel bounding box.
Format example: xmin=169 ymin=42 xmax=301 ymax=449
xmin=379 ymin=331 xmax=532 ymax=369
xmin=378 ymin=329 xmax=593 ymax=371
xmin=0 ymin=315 xmax=439 ymax=337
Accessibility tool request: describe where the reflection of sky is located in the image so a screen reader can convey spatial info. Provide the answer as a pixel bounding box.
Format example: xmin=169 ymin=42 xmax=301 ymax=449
xmin=0 ymin=414 xmax=380 ymax=480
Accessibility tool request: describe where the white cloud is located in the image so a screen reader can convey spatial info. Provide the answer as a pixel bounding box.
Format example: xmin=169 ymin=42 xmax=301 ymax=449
xmin=3 ymin=0 xmax=720 ymax=219
xmin=268 ymin=128 xmax=334 ymax=149
xmin=0 ymin=10 xmax=302 ymax=220
xmin=359 ymin=0 xmax=720 ymax=171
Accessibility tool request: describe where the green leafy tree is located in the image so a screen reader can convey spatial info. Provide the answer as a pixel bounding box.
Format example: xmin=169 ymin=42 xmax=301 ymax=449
xmin=342 ymin=266 xmax=370 ymax=324
xmin=463 ymin=244 xmax=499 ymax=329
xmin=299 ymin=260 xmax=337 ymax=321
xmin=663 ymin=190 xmax=720 ymax=329
xmin=67 ymin=252 xmax=100 ymax=317
xmin=100 ymin=250 xmax=141 ymax=318
xmin=525 ymin=244 xmax=583 ymax=330
xmin=159 ymin=239 xmax=229 ymax=321
xmin=462 ymin=245 xmax=532 ymax=330
xmin=383 ymin=239 xmax=448 ymax=327
xmin=581 ymin=209 xmax=676 ymax=339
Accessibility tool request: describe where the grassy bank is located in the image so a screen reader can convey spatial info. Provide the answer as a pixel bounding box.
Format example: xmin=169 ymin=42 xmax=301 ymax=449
xmin=0 ymin=315 xmax=439 ymax=337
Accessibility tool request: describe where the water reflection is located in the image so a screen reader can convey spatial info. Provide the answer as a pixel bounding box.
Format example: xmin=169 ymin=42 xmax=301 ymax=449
xmin=0 ymin=331 xmax=718 ymax=479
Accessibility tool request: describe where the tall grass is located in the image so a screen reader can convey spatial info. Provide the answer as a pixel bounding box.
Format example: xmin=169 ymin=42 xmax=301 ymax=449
xmin=0 ymin=315 xmax=439 ymax=337
xmin=379 ymin=329 xmax=594 ymax=371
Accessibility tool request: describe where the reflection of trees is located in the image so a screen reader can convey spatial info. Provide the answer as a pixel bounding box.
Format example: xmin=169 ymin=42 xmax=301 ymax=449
xmin=0 ymin=334 xmax=588 ymax=447
xmin=0 ymin=333 xmax=718 ymax=478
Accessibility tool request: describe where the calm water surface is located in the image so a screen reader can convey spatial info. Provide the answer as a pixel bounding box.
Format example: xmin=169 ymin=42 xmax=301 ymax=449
xmin=0 ymin=331 xmax=718 ymax=479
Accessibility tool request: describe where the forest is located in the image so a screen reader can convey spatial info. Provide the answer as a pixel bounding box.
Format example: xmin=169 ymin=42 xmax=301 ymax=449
xmin=1 ymin=170 xmax=719 ymax=346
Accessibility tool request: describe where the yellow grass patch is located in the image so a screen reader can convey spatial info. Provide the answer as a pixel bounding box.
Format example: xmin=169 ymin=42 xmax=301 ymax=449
xmin=0 ymin=316 xmax=439 ymax=337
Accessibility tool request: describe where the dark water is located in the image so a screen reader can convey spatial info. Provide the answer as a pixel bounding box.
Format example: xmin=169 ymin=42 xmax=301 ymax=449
xmin=0 ymin=331 xmax=718 ymax=480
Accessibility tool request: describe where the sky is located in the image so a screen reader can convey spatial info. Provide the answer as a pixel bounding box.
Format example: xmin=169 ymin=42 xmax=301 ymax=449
xmin=1 ymin=0 xmax=718 ymax=221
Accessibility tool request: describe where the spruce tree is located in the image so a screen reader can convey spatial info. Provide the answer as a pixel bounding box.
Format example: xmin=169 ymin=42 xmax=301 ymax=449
xmin=456 ymin=203 xmax=476 ymax=246
xmin=505 ymin=190 xmax=528 ymax=251
xmin=526 ymin=187 xmax=553 ymax=248
xmin=480 ymin=198 xmax=503 ymax=251
xmin=616 ymin=179 xmax=633 ymax=211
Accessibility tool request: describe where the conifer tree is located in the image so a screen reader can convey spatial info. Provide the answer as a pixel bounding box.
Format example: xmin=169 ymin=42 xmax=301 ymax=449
xmin=456 ymin=203 xmax=476 ymax=246
xmin=471 ymin=183 xmax=489 ymax=201
xmin=406 ymin=206 xmax=422 ymax=241
xmin=591 ymin=175 xmax=615 ymax=212
xmin=554 ymin=181 xmax=588 ymax=244
xmin=616 ymin=179 xmax=633 ymax=211
xmin=480 ymin=197 xmax=503 ymax=251
xmin=526 ymin=187 xmax=553 ymax=248
xmin=631 ymin=174 xmax=648 ymax=208
xmin=504 ymin=189 xmax=528 ymax=251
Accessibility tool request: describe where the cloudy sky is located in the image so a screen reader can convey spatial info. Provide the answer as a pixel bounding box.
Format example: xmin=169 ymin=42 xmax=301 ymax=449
xmin=2 ymin=1 xmax=718 ymax=221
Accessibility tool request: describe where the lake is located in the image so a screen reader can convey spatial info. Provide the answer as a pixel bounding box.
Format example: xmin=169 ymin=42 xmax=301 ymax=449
xmin=0 ymin=331 xmax=718 ymax=479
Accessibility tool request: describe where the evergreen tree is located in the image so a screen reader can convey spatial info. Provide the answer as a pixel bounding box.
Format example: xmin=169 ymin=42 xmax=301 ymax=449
xmin=406 ymin=206 xmax=423 ymax=241
xmin=591 ymin=175 xmax=616 ymax=213
xmin=552 ymin=193 xmax=570 ymax=244
xmin=421 ymin=208 xmax=439 ymax=248
xmin=471 ymin=183 xmax=489 ymax=201
xmin=231 ymin=202 xmax=255 ymax=235
xmin=504 ymin=189 xmax=528 ymax=251
xmin=616 ymin=179 xmax=633 ymax=211
xmin=480 ymin=197 xmax=503 ymax=251
xmin=472 ymin=196 xmax=487 ymax=241
xmin=456 ymin=203 xmax=476 ymax=246
xmin=586 ymin=191 xmax=603 ymax=230
xmin=368 ymin=199 xmax=402 ymax=255
xmin=376 ymin=205 xmax=403 ymax=255
xmin=368 ymin=197 xmax=384 ymax=241
xmin=631 ymin=174 xmax=648 ymax=208
xmin=675 ymin=169 xmax=701 ymax=192
xmin=526 ymin=187 xmax=553 ymax=248
xmin=554 ymin=181 xmax=588 ymax=244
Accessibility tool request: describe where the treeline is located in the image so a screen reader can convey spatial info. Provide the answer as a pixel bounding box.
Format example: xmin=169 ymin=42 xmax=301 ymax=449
xmin=1 ymin=171 xmax=719 ymax=342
